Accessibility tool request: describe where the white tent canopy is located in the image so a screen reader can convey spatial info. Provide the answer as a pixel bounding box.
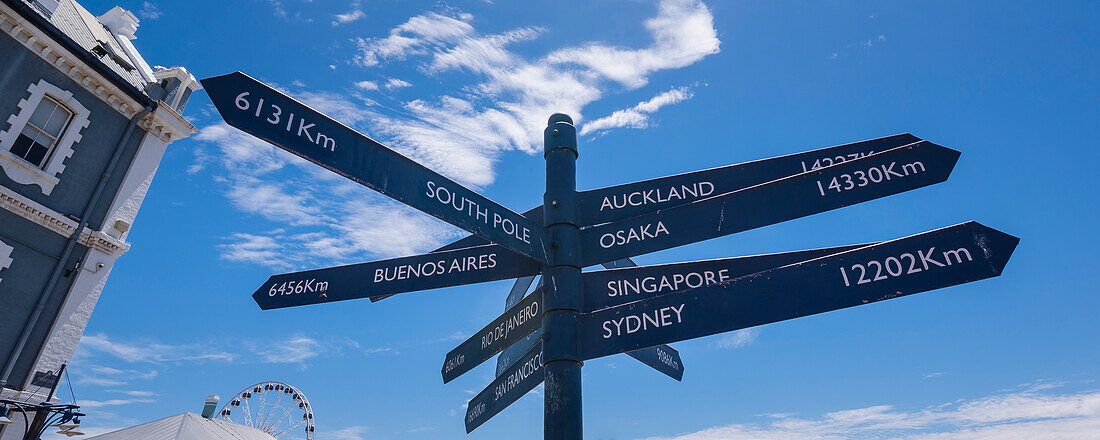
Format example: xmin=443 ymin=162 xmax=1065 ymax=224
xmin=87 ymin=413 xmax=275 ymax=440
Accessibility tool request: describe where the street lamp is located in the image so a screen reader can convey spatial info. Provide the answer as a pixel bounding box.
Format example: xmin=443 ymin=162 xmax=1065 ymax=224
xmin=0 ymin=405 xmax=13 ymax=425
xmin=0 ymin=399 xmax=85 ymax=439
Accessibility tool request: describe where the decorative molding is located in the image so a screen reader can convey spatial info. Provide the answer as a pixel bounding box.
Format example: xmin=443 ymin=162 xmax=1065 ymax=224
xmin=0 ymin=2 xmax=143 ymax=118
xmin=0 ymin=185 xmax=129 ymax=258
xmin=138 ymin=100 xmax=197 ymax=143
xmin=77 ymin=228 xmax=129 ymax=257
xmin=0 ymin=79 xmax=91 ymax=195
xmin=0 ymin=237 xmax=12 ymax=285
xmin=0 ymin=183 xmax=77 ymax=236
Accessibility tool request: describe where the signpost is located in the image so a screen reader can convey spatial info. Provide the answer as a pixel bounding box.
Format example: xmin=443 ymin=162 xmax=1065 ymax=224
xmin=205 ymin=71 xmax=1020 ymax=438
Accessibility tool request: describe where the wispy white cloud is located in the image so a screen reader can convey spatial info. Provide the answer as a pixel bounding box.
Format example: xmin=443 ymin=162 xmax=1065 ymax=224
xmin=547 ymin=0 xmax=720 ymax=88
xmin=354 ymin=12 xmax=476 ymax=67
xmin=196 ymin=122 xmax=458 ymax=270
xmin=715 ymin=328 xmax=758 ymax=348
xmin=77 ymin=377 xmax=127 ymax=387
xmin=384 ymin=78 xmax=412 ymax=89
xmin=78 ymin=333 xmax=235 ymax=364
xmin=77 ymin=333 xmax=362 ymax=370
xmin=79 ymin=398 xmax=155 ymax=409
xmin=252 ymin=335 xmax=323 ymax=364
xmin=638 ymin=383 xmax=1100 ymax=440
xmin=138 ymin=2 xmax=162 ymax=20
xmin=329 ymin=425 xmax=371 ymax=440
xmin=581 ymin=86 xmax=694 ymax=135
xmin=332 ymin=4 xmax=365 ymax=26
xmin=77 ymin=365 xmax=158 ymax=387
xmin=195 ymin=0 xmax=720 ymax=268
xmin=108 ymin=390 xmax=155 ymax=397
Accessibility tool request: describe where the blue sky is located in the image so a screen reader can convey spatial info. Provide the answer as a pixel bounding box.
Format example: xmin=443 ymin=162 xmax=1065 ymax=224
xmin=49 ymin=0 xmax=1100 ymax=438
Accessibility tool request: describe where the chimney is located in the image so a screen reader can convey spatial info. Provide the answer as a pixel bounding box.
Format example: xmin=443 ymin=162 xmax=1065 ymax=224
xmin=201 ymin=395 xmax=219 ymax=419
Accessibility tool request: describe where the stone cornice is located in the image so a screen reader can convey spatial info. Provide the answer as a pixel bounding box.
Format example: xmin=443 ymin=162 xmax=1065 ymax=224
xmin=0 ymin=185 xmax=129 ymax=258
xmin=0 ymin=2 xmax=144 ymax=118
xmin=139 ymin=100 xmax=198 ymax=143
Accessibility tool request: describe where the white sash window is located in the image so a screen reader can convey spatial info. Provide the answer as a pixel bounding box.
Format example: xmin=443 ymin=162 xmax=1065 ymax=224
xmin=0 ymin=79 xmax=91 ymax=195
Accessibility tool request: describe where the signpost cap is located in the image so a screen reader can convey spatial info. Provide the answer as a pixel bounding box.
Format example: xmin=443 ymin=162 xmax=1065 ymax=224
xmin=548 ymin=113 xmax=574 ymax=126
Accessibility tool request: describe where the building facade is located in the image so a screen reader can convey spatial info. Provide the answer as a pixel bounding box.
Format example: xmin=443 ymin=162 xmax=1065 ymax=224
xmin=0 ymin=0 xmax=198 ymax=435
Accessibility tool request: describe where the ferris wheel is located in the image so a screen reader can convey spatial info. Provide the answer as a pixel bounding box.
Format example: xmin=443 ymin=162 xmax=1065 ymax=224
xmin=216 ymin=381 xmax=315 ymax=439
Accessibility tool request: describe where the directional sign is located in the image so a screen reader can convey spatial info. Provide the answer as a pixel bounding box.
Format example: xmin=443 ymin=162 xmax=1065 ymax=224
xmin=495 ymin=277 xmax=543 ymax=377
xmin=436 ymin=207 xmax=545 ymax=253
xmin=585 ymin=244 xmax=870 ymax=312
xmin=579 ymin=222 xmax=1018 ymax=360
xmin=466 ymin=341 xmax=543 ymax=433
xmin=580 ymin=141 xmax=960 ymax=266
xmin=202 ymin=72 xmax=548 ymax=262
xmin=443 ymin=289 xmax=543 ymax=383
xmin=253 ymin=245 xmax=541 ymax=309
xmin=578 ymin=133 xmax=921 ymax=226
xmin=433 ymin=134 xmax=919 ymax=252
xmin=625 ymin=345 xmax=683 ymax=381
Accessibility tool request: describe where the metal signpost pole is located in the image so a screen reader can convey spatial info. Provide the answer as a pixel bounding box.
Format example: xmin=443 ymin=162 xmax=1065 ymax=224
xmin=542 ymin=114 xmax=582 ymax=439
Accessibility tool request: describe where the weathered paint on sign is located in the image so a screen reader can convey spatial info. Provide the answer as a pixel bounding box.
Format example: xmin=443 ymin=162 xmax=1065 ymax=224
xmin=443 ymin=289 xmax=544 ymax=383
xmin=253 ymin=245 xmax=541 ymax=310
xmin=580 ymin=142 xmax=960 ymax=265
xmin=579 ymin=222 xmax=1018 ymax=360
xmin=202 ymin=72 xmax=548 ymax=262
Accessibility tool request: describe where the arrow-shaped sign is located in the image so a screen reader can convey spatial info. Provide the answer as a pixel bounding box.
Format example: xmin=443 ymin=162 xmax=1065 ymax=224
xmin=201 ymin=72 xmax=548 ymax=263
xmin=443 ymin=289 xmax=544 ymax=383
xmin=581 ymin=141 xmax=959 ymax=266
xmin=495 ymin=277 xmax=543 ymax=377
xmin=585 ymin=244 xmax=870 ymax=312
xmin=579 ymin=222 xmax=1018 ymax=360
xmin=624 ymin=344 xmax=683 ymax=381
xmin=252 ymin=245 xmax=541 ymax=310
xmin=433 ymin=134 xmax=919 ymax=252
xmin=466 ymin=341 xmax=544 ymax=433
xmin=578 ymin=133 xmax=920 ymax=226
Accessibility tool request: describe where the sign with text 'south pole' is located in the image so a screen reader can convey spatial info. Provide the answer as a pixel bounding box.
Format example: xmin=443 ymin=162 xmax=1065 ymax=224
xmin=206 ymin=70 xmax=1019 ymax=438
xmin=201 ymin=72 xmax=548 ymax=263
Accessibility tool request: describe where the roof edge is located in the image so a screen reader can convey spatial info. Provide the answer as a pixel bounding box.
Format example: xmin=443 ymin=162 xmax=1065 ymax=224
xmin=2 ymin=0 xmax=153 ymax=106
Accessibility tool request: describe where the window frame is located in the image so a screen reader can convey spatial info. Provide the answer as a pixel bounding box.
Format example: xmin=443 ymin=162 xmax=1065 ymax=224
xmin=0 ymin=79 xmax=90 ymax=195
xmin=10 ymin=95 xmax=75 ymax=168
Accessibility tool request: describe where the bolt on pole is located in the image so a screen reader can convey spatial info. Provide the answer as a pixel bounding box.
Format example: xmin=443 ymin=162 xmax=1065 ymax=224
xmin=542 ymin=113 xmax=583 ymax=439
